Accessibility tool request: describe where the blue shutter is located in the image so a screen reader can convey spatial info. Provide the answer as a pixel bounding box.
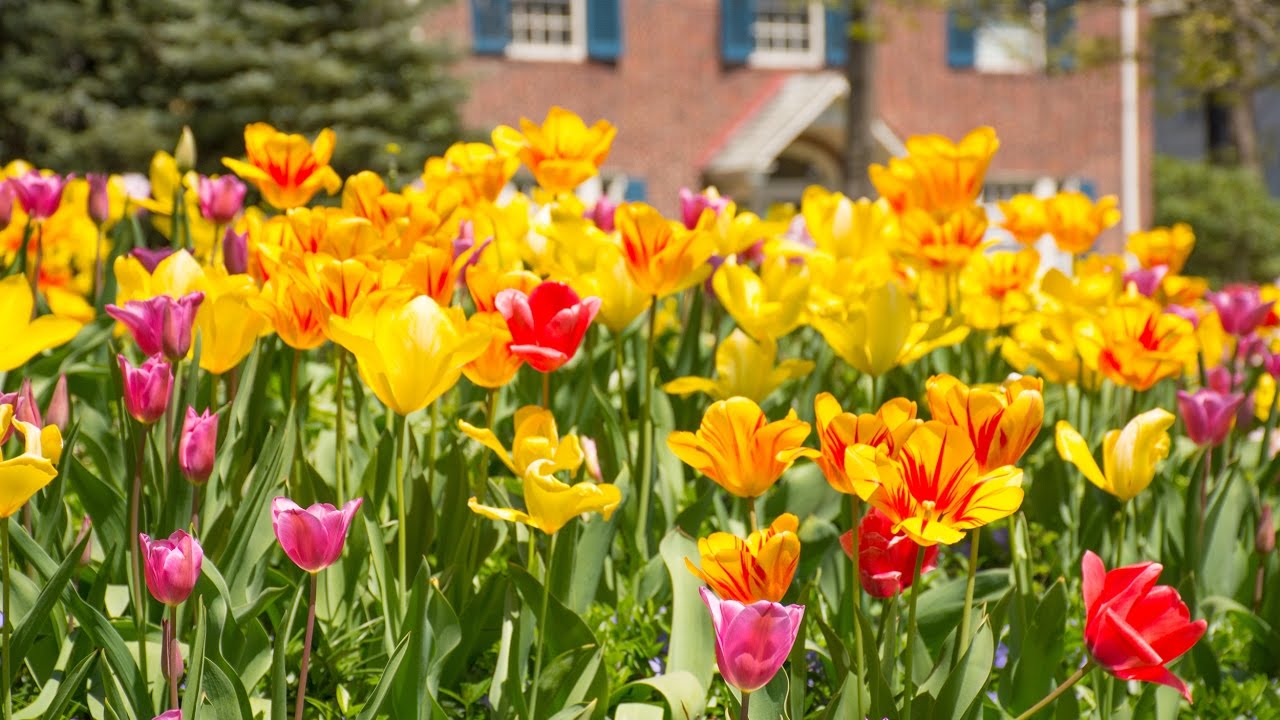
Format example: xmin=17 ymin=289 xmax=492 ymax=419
xmin=721 ymin=0 xmax=755 ymax=66
xmin=1078 ymin=179 xmax=1096 ymax=199
xmin=1046 ymin=0 xmax=1076 ymax=71
xmin=472 ymin=0 xmax=510 ymax=55
xmin=824 ymin=8 xmax=849 ymax=67
xmin=587 ymin=0 xmax=622 ymax=62
xmin=623 ymin=177 xmax=647 ymax=202
xmin=946 ymin=8 xmax=976 ymax=69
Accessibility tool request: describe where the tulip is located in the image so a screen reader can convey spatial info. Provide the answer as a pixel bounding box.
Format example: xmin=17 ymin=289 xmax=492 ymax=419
xmin=663 ymin=329 xmax=813 ymax=403
xmin=462 ymin=311 xmax=524 ymax=389
xmin=495 ymin=281 xmax=600 ymax=373
xmin=0 ymin=405 xmax=62 ymax=518
xmin=582 ymin=436 xmax=602 ymax=481
xmin=178 ymin=408 xmax=218 ymax=484
xmin=465 ymin=266 xmax=542 ymax=314
xmin=491 ymin=106 xmax=616 ymax=193
xmin=1259 ymin=505 xmax=1275 ymax=554
xmin=9 ymin=170 xmax=68 ymax=220
xmin=811 ymin=392 xmax=919 ymax=498
xmin=1176 ymin=389 xmax=1244 ymax=448
xmin=132 ymin=246 xmax=177 ymax=274
xmin=840 ymin=507 xmax=938 ymax=598
xmin=45 ymin=375 xmax=69 ymax=432
xmin=459 ymin=406 xmax=584 ymax=478
xmin=0 ymin=379 xmax=41 ymax=432
xmin=118 ymin=354 xmax=174 ymax=425
xmin=0 ymin=182 xmax=14 ymax=227
xmin=86 ymin=173 xmax=111 ymax=224
xmin=699 ymin=587 xmax=804 ymax=694
xmin=998 ymin=193 xmax=1048 ymax=245
xmin=1082 ymin=550 xmax=1206 ymax=702
xmin=0 ymin=275 xmax=84 ymax=372
xmin=196 ymin=175 xmax=247 ymax=224
xmin=193 ymin=273 xmax=268 ymax=375
xmin=252 ymin=271 xmax=329 ymax=351
xmin=469 ymin=458 xmax=622 ymax=534
xmin=1056 ymin=409 xmax=1175 ymax=502
xmin=1122 ymin=266 xmax=1169 ymax=298
xmin=713 ymin=255 xmax=809 ymax=340
xmin=869 ymin=126 xmax=999 ymax=215
xmin=139 ymin=530 xmax=204 ymax=606
xmin=1044 ymin=191 xmax=1121 ymax=255
xmin=1128 ymin=223 xmax=1195 ymax=274
xmin=667 ymin=397 xmax=817 ymax=499
xmin=896 ymin=205 xmax=989 ymax=274
xmin=686 ymin=513 xmax=800 ymax=603
xmin=423 ymin=141 xmax=518 ymax=205
xmin=857 ymin=421 xmax=1024 ymax=546
xmin=223 ymin=229 xmax=248 ymax=275
xmin=106 ymin=291 xmax=206 ymax=362
xmin=679 ymin=187 xmax=731 ymax=230
xmin=153 ymin=711 xmax=182 ymax=720
xmin=1207 ymin=285 xmax=1274 ymax=337
xmin=616 ymin=202 xmax=717 ymax=299
xmin=570 ymin=242 xmax=652 ymax=334
xmin=586 ymin=196 xmax=617 ymax=232
xmin=926 ymin=373 xmax=1044 ymax=472
xmin=222 ymin=123 xmax=342 ymax=209
xmin=271 ymin=497 xmax=363 ymax=573
xmin=1075 ymin=300 xmax=1196 ymax=391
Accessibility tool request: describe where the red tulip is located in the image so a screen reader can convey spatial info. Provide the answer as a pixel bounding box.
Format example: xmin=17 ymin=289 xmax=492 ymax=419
xmin=840 ymin=507 xmax=938 ymax=598
xmin=139 ymin=530 xmax=204 ymax=607
xmin=495 ymin=281 xmax=600 ymax=373
xmin=1082 ymin=550 xmax=1206 ymax=702
xmin=271 ymin=497 xmax=362 ymax=573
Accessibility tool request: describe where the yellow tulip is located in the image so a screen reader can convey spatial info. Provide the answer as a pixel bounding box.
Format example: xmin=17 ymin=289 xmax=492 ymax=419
xmin=328 ymin=294 xmax=487 ymax=415
xmin=713 ymin=255 xmax=808 ymax=340
xmin=667 ymin=397 xmax=817 ymax=499
xmin=663 ymin=328 xmax=813 ymax=403
xmin=0 ymin=405 xmax=62 ymax=518
xmin=251 ymin=268 xmax=330 ymax=351
xmin=459 ymin=405 xmax=583 ymax=478
xmin=112 ymin=249 xmax=205 ymax=306
xmin=285 ymin=207 xmax=385 ymax=260
xmin=468 ymin=458 xmax=622 ymax=534
xmin=342 ymin=171 xmax=396 ymax=229
xmin=616 ymin=202 xmax=716 ymax=299
xmin=462 ymin=311 xmax=523 ymax=389
xmin=997 ymin=194 xmax=1048 ymax=246
xmin=895 ymin=206 xmax=989 ymax=274
xmin=685 ymin=513 xmax=801 ymax=603
xmin=196 ymin=272 xmax=269 ymax=375
xmin=1000 ymin=310 xmax=1101 ymax=389
xmin=0 ymin=276 xmax=83 ymax=371
xmin=959 ymin=249 xmax=1040 ymax=330
xmin=870 ymin=126 xmax=999 ymax=216
xmin=926 ymin=373 xmax=1043 ymax=472
xmin=1045 ymin=191 xmax=1121 ymax=255
xmin=1075 ymin=299 xmax=1196 ymax=391
xmin=812 ymin=392 xmax=919 ymax=498
xmin=1055 ymin=410 xmax=1175 ymax=502
xmin=491 ymin=107 xmax=616 ymax=194
xmin=571 ymin=242 xmax=652 ymax=334
xmin=799 ymin=187 xmax=895 ymax=262
xmin=222 ymin=123 xmax=342 ymax=210
xmin=1127 ymin=224 xmax=1195 ymax=274
xmin=423 ymin=141 xmax=519 ymax=207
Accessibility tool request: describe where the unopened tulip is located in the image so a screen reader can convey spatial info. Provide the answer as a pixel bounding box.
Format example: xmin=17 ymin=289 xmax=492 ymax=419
xmin=1258 ymin=505 xmax=1275 ymax=555
xmin=271 ymin=497 xmax=363 ymax=573
xmin=197 ymin=175 xmax=247 ymax=224
xmin=496 ymin=281 xmax=600 ymax=373
xmin=1176 ymin=389 xmax=1244 ymax=448
xmin=118 ymin=353 xmax=173 ymax=425
xmin=222 ymin=228 xmax=248 ymax=275
xmin=45 ymin=374 xmax=69 ymax=431
xmin=106 ymin=291 xmax=205 ymax=362
xmin=139 ymin=530 xmax=204 ymax=606
xmin=586 ymin=197 xmax=617 ymax=232
xmin=1082 ymin=550 xmax=1205 ymax=702
xmin=86 ymin=173 xmax=111 ymax=224
xmin=153 ymin=711 xmax=182 ymax=720
xmin=679 ymin=187 xmax=731 ymax=230
xmin=178 ymin=407 xmax=217 ymax=484
xmin=700 ymin=587 xmax=804 ymax=693
xmin=76 ymin=515 xmax=93 ymax=566
xmin=9 ymin=170 xmax=68 ymax=220
xmin=132 ymin=247 xmax=176 ymax=273
xmin=1207 ymin=285 xmax=1274 ymax=337
xmin=841 ymin=507 xmax=938 ymax=598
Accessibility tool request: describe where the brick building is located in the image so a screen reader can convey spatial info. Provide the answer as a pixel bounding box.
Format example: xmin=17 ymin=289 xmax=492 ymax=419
xmin=424 ymin=0 xmax=1152 ymax=227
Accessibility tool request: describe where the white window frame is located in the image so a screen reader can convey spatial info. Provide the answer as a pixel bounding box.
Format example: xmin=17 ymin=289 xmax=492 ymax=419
xmin=973 ymin=1 xmax=1047 ymax=74
xmin=748 ymin=1 xmax=825 ymax=69
xmin=506 ymin=0 xmax=588 ymax=62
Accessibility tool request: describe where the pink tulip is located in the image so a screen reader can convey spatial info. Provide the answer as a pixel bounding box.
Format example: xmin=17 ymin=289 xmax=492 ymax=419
xmin=1207 ymin=285 xmax=1274 ymax=337
xmin=0 ymin=182 xmax=14 ymax=227
xmin=581 ymin=436 xmax=602 ymax=482
xmin=9 ymin=171 xmax=69 ymax=220
xmin=1177 ymin=389 xmax=1245 ymax=448
xmin=87 ymin=173 xmax=111 ymax=224
xmin=45 ymin=375 xmax=69 ymax=431
xmin=1123 ymin=266 xmax=1168 ymax=298
xmin=179 ymin=407 xmax=218 ymax=484
xmin=699 ymin=586 xmax=804 ymax=693
xmin=586 ymin=197 xmax=617 ymax=232
xmin=0 ymin=375 xmax=69 ymax=443
xmin=197 ymin=175 xmax=247 ymax=225
xmin=140 ymin=530 xmax=204 ymax=607
xmin=132 ymin=246 xmax=176 ymax=273
xmin=223 ymin=228 xmax=248 ymax=275
xmin=119 ymin=354 xmax=173 ymax=425
xmin=153 ymin=711 xmax=182 ymax=720
xmin=679 ymin=187 xmax=730 ymax=230
xmin=272 ymin=497 xmax=363 ymax=573
xmin=106 ymin=292 xmax=205 ymax=362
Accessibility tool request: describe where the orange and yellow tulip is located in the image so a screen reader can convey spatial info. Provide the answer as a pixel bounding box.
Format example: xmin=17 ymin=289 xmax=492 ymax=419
xmin=667 ymin=397 xmax=816 ymax=498
xmin=1127 ymin=223 xmax=1195 ymax=274
xmin=870 ymin=126 xmax=999 ymax=216
xmin=812 ymin=392 xmax=919 ymax=498
xmin=997 ymin=194 xmax=1048 ymax=245
xmin=1076 ymin=300 xmax=1197 ymax=391
xmin=492 ymin=107 xmax=616 ymax=194
xmin=685 ymin=513 xmax=801 ymax=603
xmin=1045 ymin=191 xmax=1121 ymax=255
xmin=616 ymin=202 xmax=716 ymax=299
xmin=926 ymin=373 xmax=1044 ymax=472
xmin=222 ymin=123 xmax=342 ymax=210
xmin=462 ymin=311 xmax=524 ymax=389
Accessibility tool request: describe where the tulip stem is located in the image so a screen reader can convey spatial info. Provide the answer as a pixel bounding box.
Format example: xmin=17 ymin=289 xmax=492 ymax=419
xmin=2 ymin=517 xmax=11 ymax=720
xmin=849 ymin=495 xmax=865 ymax=720
xmin=335 ymin=350 xmax=347 ymax=502
xmin=163 ymin=607 xmax=180 ymax=709
xmin=612 ymin=336 xmax=633 ymax=467
xmin=396 ymin=413 xmax=409 ymax=608
xmin=739 ymin=690 xmax=751 ymax=720
xmin=747 ymin=498 xmax=758 ymax=534
xmin=542 ymin=372 xmax=551 ymax=410
xmin=129 ymin=423 xmax=149 ymax=686
xmin=1113 ymin=505 xmax=1127 ymax=568
xmin=955 ymin=530 xmax=981 ymax=664
xmin=1011 ymin=661 xmax=1094 ymax=720
xmin=901 ymin=546 xmax=925 ymax=720
xmin=636 ymin=298 xmax=658 ymax=558
xmin=294 ymin=573 xmax=318 ymax=720
xmin=529 ymin=531 xmax=557 ymax=720
xmin=93 ymin=223 xmax=105 ymax=307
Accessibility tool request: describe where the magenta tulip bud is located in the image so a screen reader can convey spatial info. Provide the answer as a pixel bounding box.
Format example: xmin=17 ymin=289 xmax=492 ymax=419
xmin=272 ymin=497 xmax=363 ymax=573
xmin=106 ymin=291 xmax=205 ymax=362
xmin=223 ymin=228 xmax=248 ymax=275
xmin=1176 ymin=389 xmax=1245 ymax=448
xmin=699 ymin=587 xmax=804 ymax=693
xmin=153 ymin=712 xmax=182 ymax=720
xmin=139 ymin=530 xmax=204 ymax=607
xmin=586 ymin=197 xmax=617 ymax=232
xmin=0 ymin=378 xmax=43 ymax=444
xmin=45 ymin=375 xmax=69 ymax=432
xmin=679 ymin=187 xmax=730 ymax=230
xmin=179 ymin=407 xmax=218 ymax=484
xmin=87 ymin=173 xmax=111 ymax=224
xmin=1207 ymin=285 xmax=1275 ymax=337
xmin=197 ymin=175 xmax=247 ymax=225
xmin=118 ymin=354 xmax=173 ymax=425
xmin=1123 ymin=265 xmax=1168 ymax=298
xmin=10 ymin=170 xmax=69 ymax=220
xmin=131 ymin=246 xmax=176 ymax=273
xmin=77 ymin=515 xmax=93 ymax=566
xmin=1258 ymin=505 xmax=1275 ymax=555
xmin=1165 ymin=304 xmax=1200 ymax=329
xmin=0 ymin=182 xmax=14 ymax=228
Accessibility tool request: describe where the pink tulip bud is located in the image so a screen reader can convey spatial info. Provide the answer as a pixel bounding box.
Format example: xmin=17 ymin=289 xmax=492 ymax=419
xmin=153 ymin=712 xmax=182 ymax=720
xmin=1176 ymin=389 xmax=1245 ymax=448
xmin=1259 ymin=505 xmax=1275 ymax=555
xmin=272 ymin=497 xmax=363 ymax=573
xmin=77 ymin=515 xmax=93 ymax=566
xmin=10 ymin=170 xmax=70 ymax=220
xmin=1207 ymin=285 xmax=1275 ymax=337
xmin=1123 ymin=265 xmax=1168 ymax=298
xmin=700 ymin=587 xmax=803 ymax=693
xmin=139 ymin=530 xmax=204 ymax=607
xmin=45 ymin=375 xmax=69 ymax=431
xmin=586 ymin=197 xmax=617 ymax=232
xmin=179 ymin=407 xmax=218 ymax=484
xmin=0 ymin=182 xmax=14 ymax=228
xmin=678 ymin=187 xmax=730 ymax=230
xmin=87 ymin=173 xmax=111 ymax=223
xmin=1165 ymin=304 xmax=1200 ymax=329
xmin=197 ymin=175 xmax=247 ymax=225
xmin=581 ymin=436 xmax=602 ymax=482
xmin=223 ymin=228 xmax=248 ymax=275
xmin=119 ymin=354 xmax=173 ymax=425
xmin=106 ymin=292 xmax=205 ymax=362
xmin=131 ymin=246 xmax=176 ymax=273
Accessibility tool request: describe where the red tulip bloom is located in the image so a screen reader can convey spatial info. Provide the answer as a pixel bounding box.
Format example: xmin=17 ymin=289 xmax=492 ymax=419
xmin=1082 ymin=550 xmax=1206 ymax=702
xmin=840 ymin=507 xmax=938 ymax=598
xmin=496 ymin=281 xmax=601 ymax=373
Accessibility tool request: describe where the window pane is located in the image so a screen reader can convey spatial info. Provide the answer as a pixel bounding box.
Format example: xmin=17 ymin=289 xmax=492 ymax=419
xmin=753 ymin=0 xmax=812 ymax=53
xmin=511 ymin=0 xmax=574 ymax=47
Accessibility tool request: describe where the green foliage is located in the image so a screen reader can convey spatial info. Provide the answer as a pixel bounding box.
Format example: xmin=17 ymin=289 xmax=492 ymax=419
xmin=1153 ymin=154 xmax=1280 ymax=282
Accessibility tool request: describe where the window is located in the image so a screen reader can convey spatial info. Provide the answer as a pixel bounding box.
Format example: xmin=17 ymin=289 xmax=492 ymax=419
xmin=749 ymin=0 xmax=825 ymax=68
xmin=506 ymin=0 xmax=587 ymax=61
xmin=974 ymin=2 xmax=1045 ymax=73
xmin=947 ymin=0 xmax=1074 ymax=74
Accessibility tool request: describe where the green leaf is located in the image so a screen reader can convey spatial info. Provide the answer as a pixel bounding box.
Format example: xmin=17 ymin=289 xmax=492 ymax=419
xmin=934 ymin=619 xmax=994 ymax=720
xmin=1009 ymin=579 xmax=1069 ymax=714
xmin=613 ymin=703 xmax=665 ymax=720
xmin=355 ymin=635 xmax=410 ymax=720
xmin=916 ymin=569 xmax=1010 ymax=654
xmin=182 ymin=598 xmax=209 ymax=720
xmin=23 ymin=649 xmax=98 ymax=720
xmin=202 ymin=655 xmax=252 ymax=720
xmin=658 ymin=530 xmax=715 ymax=694
xmin=9 ymin=532 xmax=89 ymax=682
xmin=614 ymin=671 xmax=707 ymax=720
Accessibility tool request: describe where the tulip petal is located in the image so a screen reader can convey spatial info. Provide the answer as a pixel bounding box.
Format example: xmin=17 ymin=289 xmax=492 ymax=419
xmin=1056 ymin=420 xmax=1110 ymax=495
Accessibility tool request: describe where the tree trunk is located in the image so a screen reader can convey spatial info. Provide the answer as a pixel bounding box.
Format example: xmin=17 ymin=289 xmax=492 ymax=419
xmin=1229 ymin=93 xmax=1263 ymax=179
xmin=843 ymin=0 xmax=876 ymax=198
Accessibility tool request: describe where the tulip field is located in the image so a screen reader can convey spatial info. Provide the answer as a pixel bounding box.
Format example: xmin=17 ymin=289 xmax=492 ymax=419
xmin=0 ymin=108 xmax=1278 ymax=720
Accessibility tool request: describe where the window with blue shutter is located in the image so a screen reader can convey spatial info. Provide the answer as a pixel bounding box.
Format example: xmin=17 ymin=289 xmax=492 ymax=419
xmin=587 ymin=0 xmax=622 ymax=62
xmin=946 ymin=7 xmax=976 ymax=69
xmin=1078 ymin=179 xmax=1096 ymax=199
xmin=824 ymin=7 xmax=849 ymax=67
xmin=721 ymin=0 xmax=755 ymax=65
xmin=623 ymin=177 xmax=647 ymax=202
xmin=472 ymin=0 xmax=510 ymax=55
xmin=1045 ymin=0 xmax=1077 ymax=72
